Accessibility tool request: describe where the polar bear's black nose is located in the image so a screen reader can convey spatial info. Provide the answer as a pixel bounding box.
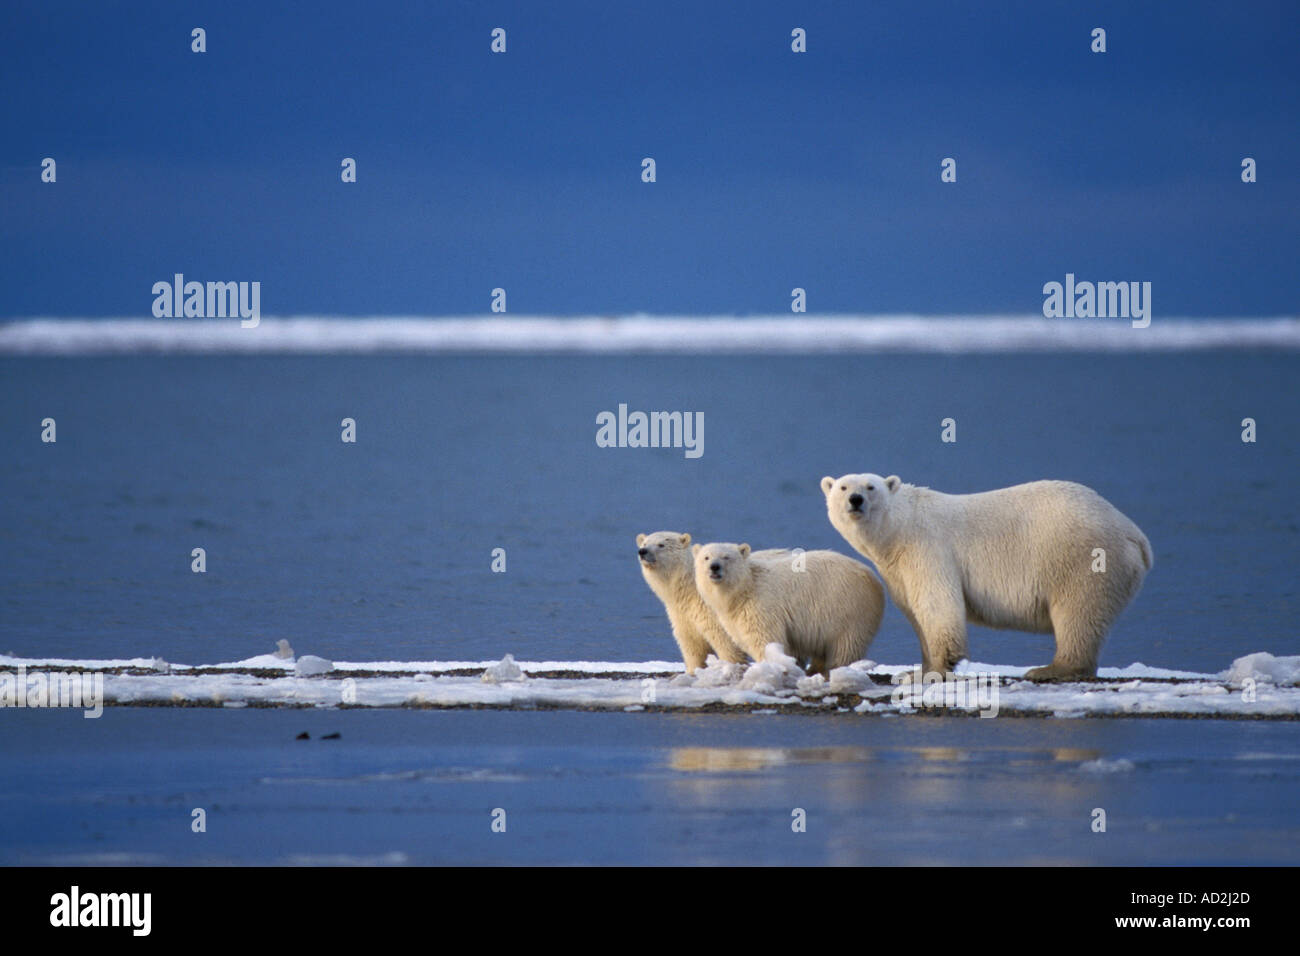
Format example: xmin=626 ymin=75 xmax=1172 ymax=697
xmin=849 ymin=493 xmax=864 ymax=508
xmin=709 ymin=562 xmax=721 ymax=572
xmin=638 ymin=548 xmax=649 ymax=557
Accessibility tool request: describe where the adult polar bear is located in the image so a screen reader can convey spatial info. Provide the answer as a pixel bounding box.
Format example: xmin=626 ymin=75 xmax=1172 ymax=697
xmin=821 ymin=474 xmax=1152 ymax=681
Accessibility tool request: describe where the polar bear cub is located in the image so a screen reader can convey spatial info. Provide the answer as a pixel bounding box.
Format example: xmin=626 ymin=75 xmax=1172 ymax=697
xmin=692 ymin=542 xmax=884 ymax=676
xmin=637 ymin=532 xmax=751 ymax=673
xmin=821 ymin=474 xmax=1153 ymax=681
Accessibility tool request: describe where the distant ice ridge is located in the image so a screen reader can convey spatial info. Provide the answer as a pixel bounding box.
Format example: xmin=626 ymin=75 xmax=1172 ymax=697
xmin=1 ymin=650 xmax=1298 ymax=718
xmin=2 ymin=315 xmax=1298 ymax=354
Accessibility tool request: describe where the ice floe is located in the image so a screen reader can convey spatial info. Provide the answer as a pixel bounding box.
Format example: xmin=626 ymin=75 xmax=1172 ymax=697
xmin=1 ymin=650 xmax=1297 ymax=719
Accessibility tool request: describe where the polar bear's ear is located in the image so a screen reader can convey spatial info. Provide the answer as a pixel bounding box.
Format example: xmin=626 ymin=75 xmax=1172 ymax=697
xmin=885 ymin=475 xmax=901 ymax=492
xmin=691 ymin=543 xmax=701 ymax=556
xmin=738 ymin=543 xmax=750 ymax=557
xmin=820 ymin=476 xmax=835 ymax=496
xmin=679 ymin=533 xmax=690 ymax=545
xmin=636 ymin=533 xmax=646 ymax=547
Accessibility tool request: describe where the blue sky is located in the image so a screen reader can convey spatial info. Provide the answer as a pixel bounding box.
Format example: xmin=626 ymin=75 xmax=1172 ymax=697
xmin=2 ymin=0 xmax=1296 ymax=317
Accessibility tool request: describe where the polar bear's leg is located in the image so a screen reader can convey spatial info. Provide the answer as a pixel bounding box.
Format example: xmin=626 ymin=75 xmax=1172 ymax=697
xmin=735 ymin=622 xmax=787 ymax=665
xmin=890 ymin=607 xmax=925 ymax=682
xmin=706 ymin=632 xmax=751 ymax=665
xmin=910 ymin=578 xmax=968 ymax=678
xmin=920 ymin=623 xmax=967 ymax=677
xmin=827 ymin=614 xmax=875 ymax=671
xmin=1024 ymin=599 xmax=1106 ymax=681
xmin=825 ymin=626 xmax=870 ymax=671
xmin=671 ymin=624 xmax=712 ymax=674
xmin=823 ymin=639 xmax=852 ymax=672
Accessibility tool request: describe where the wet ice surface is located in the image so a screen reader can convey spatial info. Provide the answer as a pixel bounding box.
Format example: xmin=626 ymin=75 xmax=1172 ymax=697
xmin=2 ymin=707 xmax=1297 ymax=866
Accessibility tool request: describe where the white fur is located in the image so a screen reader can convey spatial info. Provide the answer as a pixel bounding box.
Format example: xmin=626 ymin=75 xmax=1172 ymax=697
xmin=692 ymin=541 xmax=884 ymax=676
xmin=636 ymin=531 xmax=749 ymax=672
xmin=821 ymin=474 xmax=1153 ymax=680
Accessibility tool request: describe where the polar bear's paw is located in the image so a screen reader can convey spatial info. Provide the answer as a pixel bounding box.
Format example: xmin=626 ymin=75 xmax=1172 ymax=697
xmin=1024 ymin=663 xmax=1096 ymax=683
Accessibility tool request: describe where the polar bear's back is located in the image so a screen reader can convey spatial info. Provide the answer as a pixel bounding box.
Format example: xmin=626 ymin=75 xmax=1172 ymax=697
xmin=750 ymin=549 xmax=885 ymax=646
xmin=923 ymin=480 xmax=1151 ymax=631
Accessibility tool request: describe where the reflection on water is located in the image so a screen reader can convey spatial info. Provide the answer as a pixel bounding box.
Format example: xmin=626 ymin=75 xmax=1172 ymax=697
xmin=667 ymin=745 xmax=1103 ymax=773
xmin=1051 ymin=748 xmax=1103 ymax=762
xmin=669 ymin=746 xmax=874 ymax=772
xmin=660 ymin=743 xmax=1118 ymax=864
xmin=4 ymin=705 xmax=1296 ymax=865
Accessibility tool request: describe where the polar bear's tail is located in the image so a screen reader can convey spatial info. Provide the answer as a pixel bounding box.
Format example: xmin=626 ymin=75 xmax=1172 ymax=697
xmin=1129 ymin=532 xmax=1153 ymax=572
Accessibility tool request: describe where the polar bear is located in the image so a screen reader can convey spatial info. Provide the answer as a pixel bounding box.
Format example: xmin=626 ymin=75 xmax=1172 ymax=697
xmin=692 ymin=542 xmax=884 ymax=676
xmin=637 ymin=532 xmax=751 ymax=672
xmin=820 ymin=474 xmax=1153 ymax=681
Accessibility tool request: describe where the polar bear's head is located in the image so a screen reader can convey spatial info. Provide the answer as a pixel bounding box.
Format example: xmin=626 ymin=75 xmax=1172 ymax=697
xmin=691 ymin=541 xmax=752 ymax=590
xmin=821 ymin=473 xmax=901 ymax=537
xmin=637 ymin=531 xmax=693 ymax=579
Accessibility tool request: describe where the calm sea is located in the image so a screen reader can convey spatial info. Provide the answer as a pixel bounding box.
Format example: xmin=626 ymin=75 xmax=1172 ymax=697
xmin=2 ymin=351 xmax=1296 ymax=674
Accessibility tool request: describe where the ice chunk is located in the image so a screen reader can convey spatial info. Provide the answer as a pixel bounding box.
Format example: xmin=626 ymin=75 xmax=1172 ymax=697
xmin=1223 ymin=652 xmax=1300 ymax=687
xmin=738 ymin=643 xmax=805 ymax=695
xmin=273 ymin=639 xmax=295 ymax=660
xmin=796 ymin=673 xmax=828 ymax=697
xmin=828 ymin=665 xmax=876 ymax=695
xmin=295 ymin=655 xmax=334 ymax=677
xmin=691 ymin=659 xmax=747 ymax=687
xmin=481 ymin=653 xmax=525 ymax=683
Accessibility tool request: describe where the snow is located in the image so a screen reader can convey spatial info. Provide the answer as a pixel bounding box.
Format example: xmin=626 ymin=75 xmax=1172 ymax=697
xmin=828 ymin=662 xmax=878 ymax=695
xmin=226 ymin=654 xmax=295 ymax=670
xmin=1222 ymin=652 xmax=1300 ymax=687
xmin=735 ymin=644 xmax=806 ymax=695
xmin=2 ymin=649 xmax=1298 ymax=718
xmin=294 ymin=655 xmax=334 ymax=677
xmin=685 ymin=658 xmax=746 ymax=687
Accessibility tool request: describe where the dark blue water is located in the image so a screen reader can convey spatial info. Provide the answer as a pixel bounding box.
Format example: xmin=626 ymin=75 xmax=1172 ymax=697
xmin=2 ymin=354 xmax=1297 ymax=672
xmin=2 ymin=708 xmax=1296 ymax=865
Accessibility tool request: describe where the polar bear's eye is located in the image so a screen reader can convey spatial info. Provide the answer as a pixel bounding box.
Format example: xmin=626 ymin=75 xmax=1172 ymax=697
xmin=867 ymin=485 xmax=874 ymax=491
xmin=840 ymin=485 xmax=846 ymax=491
